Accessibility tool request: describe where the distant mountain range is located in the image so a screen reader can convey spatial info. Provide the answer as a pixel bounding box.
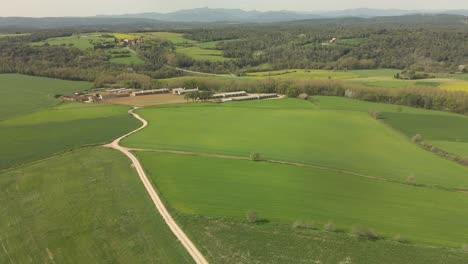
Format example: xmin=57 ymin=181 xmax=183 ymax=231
xmin=98 ymin=7 xmax=468 ymax=22
xmin=0 ymin=8 xmax=467 ymax=31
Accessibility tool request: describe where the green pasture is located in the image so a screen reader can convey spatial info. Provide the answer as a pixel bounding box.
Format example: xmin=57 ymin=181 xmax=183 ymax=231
xmin=0 ymin=103 xmax=140 ymax=170
xmin=431 ymin=141 xmax=468 ymax=157
xmin=178 ymin=215 xmax=468 ymax=264
xmin=122 ymin=98 xmax=468 ymax=188
xmin=145 ymin=32 xmax=196 ymax=44
xmin=0 ymin=33 xmax=29 ymax=38
xmin=138 ymin=152 xmax=468 ymax=247
xmin=382 ymin=112 xmax=468 ymax=142
xmin=176 ymin=46 xmax=231 ymax=62
xmin=32 ymin=34 xmax=115 ymax=50
xmin=0 ymin=148 xmax=191 ymax=263
xmin=108 ymin=48 xmax=145 ymax=65
xmin=246 ymin=69 xmax=357 ymax=79
xmin=0 ymin=74 xmax=92 ymax=120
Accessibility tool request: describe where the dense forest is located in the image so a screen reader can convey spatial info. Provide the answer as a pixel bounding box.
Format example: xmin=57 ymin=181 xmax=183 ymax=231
xmin=1 ymin=18 xmax=467 ymax=83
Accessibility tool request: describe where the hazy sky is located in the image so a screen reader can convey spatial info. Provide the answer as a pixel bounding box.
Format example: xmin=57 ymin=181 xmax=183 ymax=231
xmin=2 ymin=0 xmax=468 ymax=17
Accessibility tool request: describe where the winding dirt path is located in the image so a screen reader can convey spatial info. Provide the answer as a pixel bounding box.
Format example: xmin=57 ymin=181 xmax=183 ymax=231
xmin=104 ymin=108 xmax=208 ymax=264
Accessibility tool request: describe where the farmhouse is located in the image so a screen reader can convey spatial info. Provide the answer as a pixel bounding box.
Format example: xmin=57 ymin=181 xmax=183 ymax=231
xmin=131 ymin=88 xmax=170 ymax=96
xmin=172 ymin=88 xmax=200 ymax=95
xmin=211 ymin=91 xmax=247 ymax=99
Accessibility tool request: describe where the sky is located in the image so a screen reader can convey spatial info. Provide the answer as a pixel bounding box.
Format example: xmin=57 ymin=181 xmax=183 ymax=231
xmin=2 ymin=0 xmax=468 ymax=17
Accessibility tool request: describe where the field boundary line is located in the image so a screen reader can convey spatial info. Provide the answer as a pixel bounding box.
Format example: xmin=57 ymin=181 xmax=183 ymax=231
xmin=103 ymin=108 xmax=209 ymax=264
xmin=132 ymin=148 xmax=468 ymax=194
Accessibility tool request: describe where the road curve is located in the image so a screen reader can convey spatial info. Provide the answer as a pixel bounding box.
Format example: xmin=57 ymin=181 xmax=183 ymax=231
xmin=104 ymin=108 xmax=208 ymax=264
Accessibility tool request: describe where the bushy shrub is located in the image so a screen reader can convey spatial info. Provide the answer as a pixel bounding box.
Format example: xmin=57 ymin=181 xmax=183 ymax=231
xmin=368 ymin=109 xmax=381 ymax=119
xmin=250 ymin=152 xmax=261 ymax=161
xmin=246 ymin=211 xmax=258 ymax=223
xmin=292 ymin=220 xmax=316 ymax=229
xmin=352 ymin=225 xmax=380 ymax=240
xmin=324 ymin=222 xmax=336 ymax=232
xmin=392 ymin=234 xmax=409 ymax=243
xmin=463 ymin=244 xmax=468 ymax=253
xmin=411 ymin=134 xmax=423 ymax=143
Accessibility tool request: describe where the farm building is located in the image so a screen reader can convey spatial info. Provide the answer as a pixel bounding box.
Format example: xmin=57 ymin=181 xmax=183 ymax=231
xmin=211 ymin=91 xmax=247 ymax=99
xmin=62 ymin=93 xmax=84 ymax=102
xmin=107 ymin=88 xmax=130 ymax=93
xmin=172 ymin=88 xmax=200 ymax=95
xmin=97 ymin=92 xmax=131 ymax=100
xmin=228 ymin=94 xmax=278 ymax=102
xmin=329 ymin=37 xmax=337 ymax=44
xmin=131 ymin=89 xmax=170 ymax=96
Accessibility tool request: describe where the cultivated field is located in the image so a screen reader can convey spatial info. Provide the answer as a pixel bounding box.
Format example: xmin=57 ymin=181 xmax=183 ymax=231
xmin=0 ymin=147 xmax=192 ymax=263
xmin=0 ymin=74 xmax=92 ymax=120
xmin=103 ymin=93 xmax=187 ymax=107
xmin=31 ymin=34 xmax=115 ymax=50
xmin=144 ymin=31 xmax=232 ymax=62
xmin=122 ymin=98 xmax=468 ymax=188
xmin=177 ymin=215 xmax=468 ymax=264
xmin=137 ymin=151 xmax=468 ymax=247
xmin=0 ymin=103 xmax=139 ymax=170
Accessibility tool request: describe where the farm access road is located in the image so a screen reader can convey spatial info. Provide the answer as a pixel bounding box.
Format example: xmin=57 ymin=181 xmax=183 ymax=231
xmin=104 ymin=108 xmax=208 ymax=264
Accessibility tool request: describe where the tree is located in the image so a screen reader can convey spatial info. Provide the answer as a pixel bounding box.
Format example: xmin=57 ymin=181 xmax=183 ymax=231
xmin=246 ymin=211 xmax=258 ymax=223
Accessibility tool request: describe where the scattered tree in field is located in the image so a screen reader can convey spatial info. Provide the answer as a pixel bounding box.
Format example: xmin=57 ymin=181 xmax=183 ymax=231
xmin=352 ymin=225 xmax=381 ymax=240
xmin=411 ymin=134 xmax=423 ymax=143
xmin=292 ymin=220 xmax=316 ymax=229
xmin=246 ymin=211 xmax=258 ymax=223
xmin=392 ymin=234 xmax=409 ymax=243
xmin=324 ymin=222 xmax=336 ymax=232
xmin=250 ymin=152 xmax=261 ymax=161
xmin=406 ymin=174 xmax=417 ymax=185
xmin=463 ymin=244 xmax=468 ymax=253
xmin=368 ymin=109 xmax=381 ymax=119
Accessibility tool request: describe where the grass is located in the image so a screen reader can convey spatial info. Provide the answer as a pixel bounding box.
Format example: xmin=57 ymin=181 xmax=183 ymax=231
xmin=246 ymin=69 xmax=358 ymax=79
xmin=0 ymin=33 xmax=30 ymax=38
xmin=122 ymin=98 xmax=468 ymax=188
xmin=431 ymin=141 xmax=468 ymax=157
xmin=176 ymin=215 xmax=468 ymax=264
xmin=0 ymin=74 xmax=92 ymax=121
xmin=32 ymin=34 xmax=115 ymax=50
xmin=176 ymin=46 xmax=231 ymax=62
xmin=137 ymin=151 xmax=468 ymax=247
xmin=109 ymin=55 xmax=145 ymax=65
xmin=381 ymin=112 xmax=468 ymax=142
xmin=0 ymin=147 xmax=192 ymax=263
xmin=0 ymin=103 xmax=140 ymax=170
xmin=145 ymin=32 xmax=196 ymax=44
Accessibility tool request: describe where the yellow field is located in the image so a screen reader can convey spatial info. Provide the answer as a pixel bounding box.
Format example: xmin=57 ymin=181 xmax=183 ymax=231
xmin=439 ymin=81 xmax=468 ymax=92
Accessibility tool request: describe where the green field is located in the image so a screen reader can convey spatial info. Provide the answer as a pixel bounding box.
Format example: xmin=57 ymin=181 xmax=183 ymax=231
xmin=0 ymin=33 xmax=29 ymax=38
xmin=108 ymin=48 xmax=145 ymax=65
xmin=137 ymin=152 xmax=468 ymax=247
xmin=431 ymin=141 xmax=468 ymax=157
xmin=177 ymin=215 xmax=468 ymax=264
xmin=176 ymin=46 xmax=230 ymax=62
xmin=122 ymin=98 xmax=468 ymax=188
xmin=0 ymin=74 xmax=92 ymax=120
xmin=246 ymin=69 xmax=357 ymax=79
xmin=145 ymin=32 xmax=197 ymax=44
xmin=0 ymin=147 xmax=192 ymax=263
xmin=0 ymin=103 xmax=140 ymax=170
xmin=32 ymin=34 xmax=115 ymax=50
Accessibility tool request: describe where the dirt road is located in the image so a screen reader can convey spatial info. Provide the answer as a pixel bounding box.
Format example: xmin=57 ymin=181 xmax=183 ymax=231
xmin=104 ymin=108 xmax=208 ymax=264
